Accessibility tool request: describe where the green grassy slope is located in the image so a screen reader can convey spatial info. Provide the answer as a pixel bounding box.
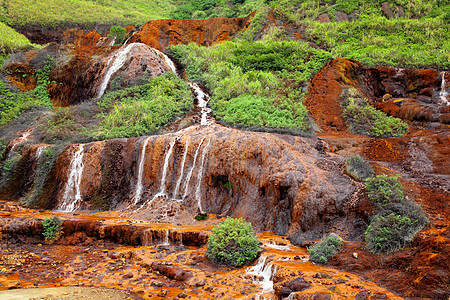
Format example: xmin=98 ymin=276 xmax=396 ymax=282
xmin=0 ymin=21 xmax=34 ymax=53
xmin=0 ymin=0 xmax=176 ymax=27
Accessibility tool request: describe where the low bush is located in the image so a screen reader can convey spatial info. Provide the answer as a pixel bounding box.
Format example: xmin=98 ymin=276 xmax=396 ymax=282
xmin=207 ymin=217 xmax=261 ymax=267
xmin=308 ymin=233 xmax=344 ymax=264
xmin=42 ymin=216 xmax=63 ymax=243
xmin=92 ymin=72 xmax=192 ymax=139
xmin=364 ymin=175 xmax=428 ymax=253
xmin=345 ymin=155 xmax=374 ymax=181
xmin=107 ymin=26 xmax=126 ymax=46
xmin=343 ymin=100 xmax=408 ymax=138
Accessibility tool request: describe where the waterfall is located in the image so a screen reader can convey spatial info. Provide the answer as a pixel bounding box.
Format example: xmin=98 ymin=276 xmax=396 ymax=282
xmin=35 ymin=146 xmax=48 ymax=160
xmin=154 ymin=139 xmax=176 ymax=198
xmin=59 ymin=145 xmax=85 ymax=212
xmin=161 ymin=229 xmax=170 ymax=246
xmin=97 ymin=43 xmax=136 ymax=98
xmin=182 ymin=138 xmax=205 ymax=200
xmin=172 ymin=137 xmax=190 ymax=199
xmin=439 ymin=71 xmax=449 ymax=106
xmin=246 ymin=256 xmax=277 ymax=295
xmin=134 ymin=137 xmax=151 ymax=204
xmin=188 ymin=83 xmax=212 ymax=126
xmin=108 ymin=37 xmax=116 ymax=47
xmin=152 ymin=48 xmax=177 ymax=73
xmin=195 ymin=139 xmax=211 ymax=213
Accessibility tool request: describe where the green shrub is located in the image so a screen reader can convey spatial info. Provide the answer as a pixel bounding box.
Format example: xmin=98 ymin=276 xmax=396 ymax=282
xmin=343 ymin=100 xmax=408 ymax=138
xmin=42 ymin=216 xmax=63 ymax=243
xmin=365 ymin=175 xmax=404 ymax=208
xmin=345 ymin=155 xmax=374 ymax=181
xmin=308 ymin=233 xmax=344 ymax=264
xmin=195 ymin=213 xmax=208 ymax=221
xmin=364 ymin=175 xmax=428 ymax=253
xmin=207 ymin=217 xmax=261 ymax=267
xmin=92 ymin=72 xmax=192 ymax=139
xmin=107 ymin=26 xmax=126 ymax=46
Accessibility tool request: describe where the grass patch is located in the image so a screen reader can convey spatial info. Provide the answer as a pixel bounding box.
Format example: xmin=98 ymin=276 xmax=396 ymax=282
xmin=1 ymin=0 xmax=176 ymax=27
xmin=0 ymin=21 xmax=34 ymax=53
xmin=92 ymin=72 xmax=192 ymax=139
xmin=207 ymin=217 xmax=261 ymax=267
xmin=168 ymin=39 xmax=332 ymax=131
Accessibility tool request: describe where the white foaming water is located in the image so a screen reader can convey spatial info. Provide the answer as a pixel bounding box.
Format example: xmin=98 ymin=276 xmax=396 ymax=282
xmin=155 ymin=139 xmax=176 ymax=197
xmin=35 ymin=146 xmax=48 ymax=160
xmin=97 ymin=43 xmax=136 ymax=98
xmin=182 ymin=138 xmax=205 ymax=200
xmin=59 ymin=145 xmax=85 ymax=212
xmin=439 ymin=71 xmax=449 ymax=106
xmin=188 ymin=83 xmax=212 ymax=126
xmin=9 ymin=130 xmax=32 ymax=153
xmin=263 ymin=241 xmax=291 ymax=251
xmin=152 ymin=48 xmax=177 ymax=73
xmin=195 ymin=139 xmax=211 ymax=213
xmin=172 ymin=138 xmax=190 ymax=199
xmin=161 ymin=229 xmax=170 ymax=246
xmin=134 ymin=137 xmax=151 ymax=204
xmin=108 ymin=37 xmax=116 ymax=47
xmin=247 ymin=256 xmax=277 ymax=296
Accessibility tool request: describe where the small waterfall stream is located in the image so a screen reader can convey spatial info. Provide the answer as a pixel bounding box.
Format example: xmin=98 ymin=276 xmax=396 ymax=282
xmin=439 ymin=71 xmax=449 ymax=106
xmin=188 ymin=83 xmax=213 ymax=125
xmin=172 ymin=137 xmax=190 ymax=200
xmin=154 ymin=139 xmax=177 ymax=198
xmin=183 ymin=138 xmax=205 ymax=200
xmin=59 ymin=145 xmax=85 ymax=212
xmin=246 ymin=256 xmax=277 ymax=297
xmin=97 ymin=43 xmax=136 ymax=98
xmin=134 ymin=137 xmax=151 ymax=204
xmin=35 ymin=146 xmax=47 ymax=159
xmin=195 ymin=139 xmax=211 ymax=213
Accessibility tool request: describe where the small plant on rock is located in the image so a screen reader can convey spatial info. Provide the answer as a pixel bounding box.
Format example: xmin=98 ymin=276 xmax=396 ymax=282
xmin=308 ymin=233 xmax=344 ymax=264
xmin=107 ymin=26 xmax=126 ymax=46
xmin=345 ymin=155 xmax=374 ymax=181
xmin=42 ymin=216 xmax=63 ymax=244
xmin=207 ymin=217 xmax=261 ymax=267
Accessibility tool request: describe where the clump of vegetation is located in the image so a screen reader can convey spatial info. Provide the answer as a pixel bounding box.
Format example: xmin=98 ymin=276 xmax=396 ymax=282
xmin=195 ymin=213 xmax=208 ymax=221
xmin=169 ymin=39 xmax=332 ymax=132
xmin=170 ymin=0 xmax=262 ymax=19
xmin=308 ymin=233 xmax=344 ymax=264
xmin=207 ymin=217 xmax=261 ymax=267
xmin=364 ymin=175 xmax=428 ymax=253
xmin=343 ymin=98 xmax=408 ymax=138
xmin=42 ymin=216 xmax=63 ymax=243
xmin=0 ymin=22 xmax=34 ymax=54
xmin=92 ymin=72 xmax=192 ymax=139
xmin=107 ymin=26 xmax=126 ymax=46
xmin=345 ymin=155 xmax=374 ymax=181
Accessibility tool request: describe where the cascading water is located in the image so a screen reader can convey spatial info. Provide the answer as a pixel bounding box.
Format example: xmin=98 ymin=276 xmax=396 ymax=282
xmin=58 ymin=145 xmax=85 ymax=212
xmin=195 ymin=139 xmax=211 ymax=213
xmin=172 ymin=138 xmax=190 ymax=200
xmin=134 ymin=137 xmax=151 ymax=204
xmin=35 ymin=146 xmax=48 ymax=160
xmin=189 ymin=83 xmax=213 ymax=126
xmin=246 ymin=256 xmax=277 ymax=297
xmin=152 ymin=48 xmax=177 ymax=74
xmin=97 ymin=43 xmax=136 ymax=98
xmin=161 ymin=229 xmax=170 ymax=246
xmin=439 ymin=71 xmax=449 ymax=106
xmin=182 ymin=138 xmax=205 ymax=200
xmin=154 ymin=139 xmax=176 ymax=198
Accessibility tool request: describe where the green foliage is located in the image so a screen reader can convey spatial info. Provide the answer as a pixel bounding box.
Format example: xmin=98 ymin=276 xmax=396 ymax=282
xmin=0 ymin=0 xmax=175 ymax=27
xmin=0 ymin=151 xmax=21 ymax=185
xmin=168 ymin=39 xmax=331 ymax=132
xmin=364 ymin=175 xmax=428 ymax=253
xmin=207 ymin=217 xmax=261 ymax=267
xmin=343 ymin=99 xmax=408 ymax=138
xmin=107 ymin=26 xmax=126 ymax=46
xmin=307 ymin=233 xmax=344 ymax=264
xmin=345 ymin=155 xmax=374 ymax=181
xmin=0 ymin=54 xmax=53 ymax=126
xmin=195 ymin=213 xmax=208 ymax=221
xmin=92 ymin=72 xmax=192 ymax=139
xmin=365 ymin=175 xmax=404 ymax=208
xmin=170 ymin=0 xmax=264 ymax=19
xmin=0 ymin=21 xmax=34 ymax=53
xmin=41 ymin=216 xmax=63 ymax=242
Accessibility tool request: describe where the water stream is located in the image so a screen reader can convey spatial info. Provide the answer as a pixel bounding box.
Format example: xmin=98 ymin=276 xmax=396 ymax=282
xmin=134 ymin=137 xmax=151 ymax=205
xmin=439 ymin=71 xmax=449 ymax=106
xmin=58 ymin=145 xmax=85 ymax=212
xmin=195 ymin=139 xmax=211 ymax=213
xmin=172 ymin=137 xmax=190 ymax=200
xmin=154 ymin=139 xmax=176 ymax=198
xmin=246 ymin=256 xmax=277 ymax=297
xmin=182 ymin=138 xmax=205 ymax=200
xmin=188 ymin=83 xmax=213 ymax=125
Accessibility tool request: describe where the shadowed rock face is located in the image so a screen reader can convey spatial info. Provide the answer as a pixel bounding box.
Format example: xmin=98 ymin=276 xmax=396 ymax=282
xmin=1 ymin=125 xmax=368 ymax=242
xmin=305 ymin=58 xmax=450 ymax=133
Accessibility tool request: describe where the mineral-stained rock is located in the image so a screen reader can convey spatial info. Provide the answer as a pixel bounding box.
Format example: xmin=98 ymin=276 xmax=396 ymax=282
xmin=1 ymin=125 xmax=368 ymax=242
